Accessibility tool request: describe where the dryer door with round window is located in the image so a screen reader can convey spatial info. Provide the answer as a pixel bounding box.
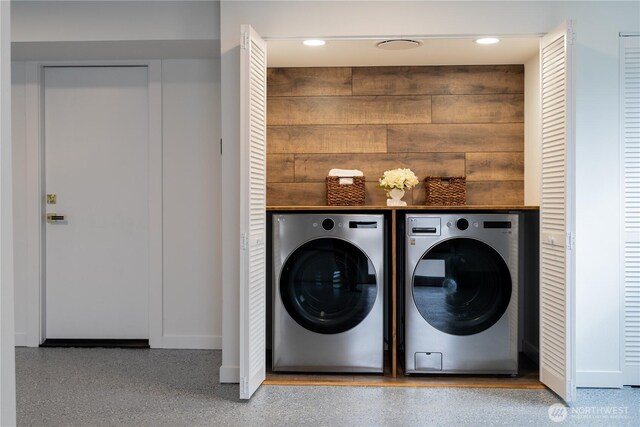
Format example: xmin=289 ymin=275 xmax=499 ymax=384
xmin=280 ymin=238 xmax=378 ymax=335
xmin=412 ymin=237 xmax=512 ymax=336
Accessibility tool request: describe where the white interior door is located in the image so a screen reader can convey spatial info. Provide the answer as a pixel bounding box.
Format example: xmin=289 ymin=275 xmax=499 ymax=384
xmin=621 ymin=34 xmax=640 ymax=386
xmin=239 ymin=24 xmax=267 ymax=400
xmin=539 ymin=22 xmax=576 ymax=402
xmin=44 ymin=66 xmax=149 ymax=339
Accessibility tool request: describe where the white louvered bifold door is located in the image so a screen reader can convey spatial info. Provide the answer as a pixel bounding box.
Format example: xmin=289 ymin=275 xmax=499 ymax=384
xmin=539 ymin=22 xmax=576 ymax=402
xmin=621 ymin=34 xmax=640 ymax=386
xmin=239 ymin=24 xmax=267 ymax=400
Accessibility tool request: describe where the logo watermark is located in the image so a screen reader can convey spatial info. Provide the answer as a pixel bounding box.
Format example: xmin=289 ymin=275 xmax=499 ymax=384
xmin=548 ymin=404 xmax=568 ymax=423
xmin=548 ymin=403 xmax=629 ymax=422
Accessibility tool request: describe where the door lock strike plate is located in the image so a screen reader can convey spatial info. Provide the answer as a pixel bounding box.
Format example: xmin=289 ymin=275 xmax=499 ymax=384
xmin=47 ymin=213 xmax=66 ymax=223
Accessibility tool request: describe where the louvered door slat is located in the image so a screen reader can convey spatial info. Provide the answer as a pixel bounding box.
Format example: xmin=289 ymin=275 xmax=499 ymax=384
xmin=239 ymin=24 xmax=267 ymax=400
xmin=622 ymin=35 xmax=640 ymax=386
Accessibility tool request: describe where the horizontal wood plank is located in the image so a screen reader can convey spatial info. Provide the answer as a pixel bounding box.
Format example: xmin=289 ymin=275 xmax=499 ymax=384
xmin=412 ymin=180 xmax=524 ymax=205
xmin=352 ymin=65 xmax=524 ymax=96
xmin=466 ymin=152 xmax=524 ymax=181
xmin=264 ymin=377 xmax=542 ymax=388
xmin=267 ymin=154 xmax=295 ymax=183
xmin=267 ymin=205 xmax=538 ymax=211
xmin=295 ymin=153 xmax=464 ymax=182
xmin=267 ymin=125 xmax=387 ymax=154
xmin=388 ymin=123 xmax=524 ymax=153
xmin=267 ymin=67 xmax=352 ymax=97
xmin=263 ymin=381 xmax=544 ymax=389
xmin=466 ymin=181 xmax=524 ymax=205
xmin=267 ymin=96 xmax=432 ymax=125
xmin=432 ymin=94 xmax=524 ymax=123
xmin=267 ymin=182 xmax=404 ymax=206
xmin=267 ymin=183 xmax=326 ymax=206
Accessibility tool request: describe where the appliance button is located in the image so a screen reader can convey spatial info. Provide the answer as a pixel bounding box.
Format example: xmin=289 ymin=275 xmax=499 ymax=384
xmin=322 ymin=218 xmax=335 ymax=230
xmin=456 ymin=218 xmax=469 ymax=230
xmin=446 ymin=222 xmax=452 ymax=228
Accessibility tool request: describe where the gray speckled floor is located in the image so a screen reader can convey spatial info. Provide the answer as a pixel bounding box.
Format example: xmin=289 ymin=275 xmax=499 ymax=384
xmin=16 ymin=348 xmax=639 ymax=426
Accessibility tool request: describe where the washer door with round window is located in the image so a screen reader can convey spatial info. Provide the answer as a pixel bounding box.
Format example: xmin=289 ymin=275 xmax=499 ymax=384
xmin=280 ymin=238 xmax=378 ymax=335
xmin=412 ymin=237 xmax=512 ymax=337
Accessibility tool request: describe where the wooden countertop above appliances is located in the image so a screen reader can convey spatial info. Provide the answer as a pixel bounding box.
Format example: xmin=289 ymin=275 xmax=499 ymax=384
xmin=267 ymin=205 xmax=539 ymax=211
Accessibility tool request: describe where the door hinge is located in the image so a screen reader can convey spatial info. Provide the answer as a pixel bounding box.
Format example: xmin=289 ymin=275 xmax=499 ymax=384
xmin=567 ymin=27 xmax=576 ymax=45
xmin=567 ymin=232 xmax=575 ymax=250
xmin=241 ymin=32 xmax=249 ymax=50
xmin=569 ymin=379 xmax=576 ymax=401
xmin=241 ymin=232 xmax=248 ymax=250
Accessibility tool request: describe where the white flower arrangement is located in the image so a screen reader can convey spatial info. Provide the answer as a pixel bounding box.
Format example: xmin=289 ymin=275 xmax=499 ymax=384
xmin=379 ymin=168 xmax=419 ymax=191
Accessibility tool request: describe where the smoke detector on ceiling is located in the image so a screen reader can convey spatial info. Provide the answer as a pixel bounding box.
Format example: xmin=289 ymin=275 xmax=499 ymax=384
xmin=376 ymin=39 xmax=423 ymax=50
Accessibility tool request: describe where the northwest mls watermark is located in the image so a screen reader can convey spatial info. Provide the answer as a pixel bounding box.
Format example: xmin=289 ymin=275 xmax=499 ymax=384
xmin=548 ymin=403 xmax=630 ymax=423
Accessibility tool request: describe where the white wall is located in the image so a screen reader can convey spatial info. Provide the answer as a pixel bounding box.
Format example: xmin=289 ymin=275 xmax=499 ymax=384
xmin=0 ymin=0 xmax=17 ymax=424
xmin=220 ymin=0 xmax=640 ymax=387
xmin=11 ymin=0 xmax=222 ymax=350
xmin=161 ymin=59 xmax=222 ymax=349
xmin=11 ymin=62 xmax=26 ymax=347
xmin=11 ymin=0 xmax=219 ymax=43
xmin=10 ymin=61 xmax=36 ymax=347
xmin=11 ymin=58 xmax=222 ymax=349
xmin=524 ymin=52 xmax=541 ymax=207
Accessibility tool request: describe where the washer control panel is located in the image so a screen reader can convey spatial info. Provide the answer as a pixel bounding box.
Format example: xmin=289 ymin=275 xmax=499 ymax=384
xmin=444 ymin=217 xmax=482 ymax=230
xmin=456 ymin=218 xmax=469 ymax=230
xmin=322 ymin=218 xmax=335 ymax=230
xmin=309 ymin=217 xmax=380 ymax=231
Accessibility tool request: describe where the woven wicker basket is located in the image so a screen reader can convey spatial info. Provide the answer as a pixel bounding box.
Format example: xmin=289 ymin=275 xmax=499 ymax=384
xmin=326 ymin=176 xmax=366 ymax=206
xmin=425 ymin=176 xmax=466 ymax=205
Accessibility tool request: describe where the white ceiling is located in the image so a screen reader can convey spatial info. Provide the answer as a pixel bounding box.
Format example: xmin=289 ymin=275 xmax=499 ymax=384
xmin=267 ymin=37 xmax=540 ymax=68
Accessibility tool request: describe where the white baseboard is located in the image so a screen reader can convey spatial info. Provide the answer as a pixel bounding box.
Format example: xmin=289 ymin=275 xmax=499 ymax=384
xmin=522 ymin=339 xmax=539 ymax=365
xmin=576 ymin=370 xmax=623 ymax=388
xmin=219 ymin=365 xmax=239 ymax=383
xmin=157 ymin=334 xmax=222 ymax=350
xmin=14 ymin=332 xmax=28 ymax=347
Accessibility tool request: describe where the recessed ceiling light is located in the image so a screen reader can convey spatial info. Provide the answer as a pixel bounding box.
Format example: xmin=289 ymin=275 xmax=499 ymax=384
xmin=475 ymin=37 xmax=500 ymax=45
xmin=303 ymin=39 xmax=326 ymax=47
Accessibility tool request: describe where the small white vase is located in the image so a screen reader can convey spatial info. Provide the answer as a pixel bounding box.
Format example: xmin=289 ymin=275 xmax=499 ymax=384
xmin=386 ymin=188 xmax=407 ymax=206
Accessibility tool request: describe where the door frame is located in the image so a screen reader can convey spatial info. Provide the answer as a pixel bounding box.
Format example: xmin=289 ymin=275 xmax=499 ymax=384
xmin=236 ymin=30 xmax=577 ymax=400
xmin=24 ymin=60 xmax=163 ymax=347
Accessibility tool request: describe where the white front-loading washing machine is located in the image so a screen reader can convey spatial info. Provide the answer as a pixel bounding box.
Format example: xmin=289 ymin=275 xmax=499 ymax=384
xmin=405 ymin=213 xmax=518 ymax=374
xmin=272 ymin=213 xmax=384 ymax=373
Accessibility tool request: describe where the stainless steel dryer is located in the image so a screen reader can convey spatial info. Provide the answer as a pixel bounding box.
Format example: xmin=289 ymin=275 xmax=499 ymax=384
xmin=272 ymin=213 xmax=384 ymax=373
xmin=405 ymin=213 xmax=518 ymax=374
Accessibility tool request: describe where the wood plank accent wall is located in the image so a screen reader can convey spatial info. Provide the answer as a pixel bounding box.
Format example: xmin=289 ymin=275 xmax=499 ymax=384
xmin=267 ymin=65 xmax=525 ymax=206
